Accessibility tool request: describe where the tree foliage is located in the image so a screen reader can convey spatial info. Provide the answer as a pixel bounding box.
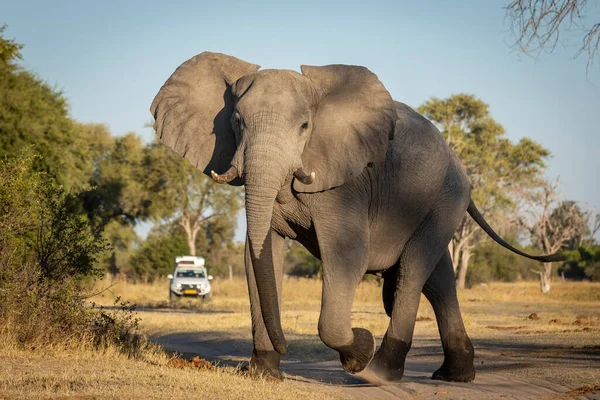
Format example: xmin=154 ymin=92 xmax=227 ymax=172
xmin=468 ymin=234 xmax=540 ymax=286
xmin=0 ymin=32 xmax=108 ymax=191
xmin=143 ymin=143 xmax=243 ymax=257
xmin=0 ymin=151 xmax=106 ymax=281
xmin=284 ymin=241 xmax=321 ymax=278
xmin=83 ymin=133 xmax=155 ymax=227
xmin=127 ymin=224 xmax=189 ymax=281
xmin=516 ymin=179 xmax=592 ymax=256
xmin=0 ymin=25 xmax=22 ymax=65
xmin=562 ymin=245 xmax=600 ymax=280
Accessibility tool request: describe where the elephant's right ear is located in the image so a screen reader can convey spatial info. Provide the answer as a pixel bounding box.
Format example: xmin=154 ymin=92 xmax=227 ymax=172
xmin=150 ymin=52 xmax=260 ymax=184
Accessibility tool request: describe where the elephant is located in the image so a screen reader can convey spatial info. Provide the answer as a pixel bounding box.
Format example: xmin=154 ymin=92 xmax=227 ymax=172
xmin=150 ymin=52 xmax=564 ymax=383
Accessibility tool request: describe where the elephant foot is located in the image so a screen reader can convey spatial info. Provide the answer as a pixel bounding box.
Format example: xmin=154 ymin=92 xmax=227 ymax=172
xmin=338 ymin=328 xmax=376 ymax=373
xmin=432 ymin=345 xmax=475 ymax=382
xmin=248 ymin=350 xmax=282 ymax=381
xmin=362 ymin=336 xmax=411 ymax=382
xmin=432 ymin=364 xmax=475 ymax=383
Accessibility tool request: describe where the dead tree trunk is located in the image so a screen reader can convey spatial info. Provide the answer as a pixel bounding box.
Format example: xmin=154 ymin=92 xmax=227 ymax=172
xmin=532 ymin=262 xmax=552 ymax=293
xmin=540 ymin=262 xmax=552 ymax=293
xmin=456 ymin=246 xmax=471 ymax=289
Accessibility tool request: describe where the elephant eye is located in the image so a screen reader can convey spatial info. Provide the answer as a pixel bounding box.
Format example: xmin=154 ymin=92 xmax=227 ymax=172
xmin=301 ymin=122 xmax=309 ymax=130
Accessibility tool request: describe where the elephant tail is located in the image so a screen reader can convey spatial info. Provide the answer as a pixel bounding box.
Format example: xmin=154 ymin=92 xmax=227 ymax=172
xmin=467 ymin=198 xmax=566 ymax=263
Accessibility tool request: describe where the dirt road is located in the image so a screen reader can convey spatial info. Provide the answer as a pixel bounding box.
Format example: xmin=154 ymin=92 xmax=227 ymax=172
xmin=150 ymin=312 xmax=600 ymax=400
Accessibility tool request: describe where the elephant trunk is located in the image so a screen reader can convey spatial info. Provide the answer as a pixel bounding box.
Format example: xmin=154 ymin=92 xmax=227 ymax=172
xmin=245 ymin=184 xmax=287 ymax=354
xmin=242 ymin=125 xmax=294 ymax=355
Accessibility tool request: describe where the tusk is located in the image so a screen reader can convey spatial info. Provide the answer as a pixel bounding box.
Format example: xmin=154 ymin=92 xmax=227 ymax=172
xmin=210 ymin=165 xmax=239 ymax=184
xmin=294 ymin=168 xmax=316 ymax=185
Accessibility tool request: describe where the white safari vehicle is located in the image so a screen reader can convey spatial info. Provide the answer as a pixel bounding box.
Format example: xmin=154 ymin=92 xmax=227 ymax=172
xmin=167 ymin=256 xmax=213 ymax=301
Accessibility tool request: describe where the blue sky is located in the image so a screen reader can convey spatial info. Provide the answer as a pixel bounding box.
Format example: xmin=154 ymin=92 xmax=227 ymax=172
xmin=3 ymin=0 xmax=599 ymax=242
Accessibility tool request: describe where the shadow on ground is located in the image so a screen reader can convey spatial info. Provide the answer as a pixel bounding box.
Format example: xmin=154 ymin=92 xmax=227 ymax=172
xmin=151 ymin=329 xmax=600 ymax=399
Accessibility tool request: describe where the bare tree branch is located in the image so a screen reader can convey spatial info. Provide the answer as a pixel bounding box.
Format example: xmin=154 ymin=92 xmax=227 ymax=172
xmin=506 ymin=0 xmax=600 ymax=73
xmin=517 ymin=176 xmax=592 ymax=291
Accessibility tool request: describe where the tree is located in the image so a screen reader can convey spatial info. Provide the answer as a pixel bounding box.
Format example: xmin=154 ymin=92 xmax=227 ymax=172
xmin=418 ymin=94 xmax=549 ymax=288
xmin=0 ymin=25 xmax=22 ymax=64
xmin=468 ymin=232 xmax=541 ymax=285
xmin=98 ymin=221 xmax=138 ymax=276
xmin=1 ymin=29 xmax=135 ymax=277
xmin=84 ymin=133 xmax=154 ymax=224
xmin=196 ymin=214 xmax=240 ymax=275
xmin=144 ymin=143 xmax=243 ymax=257
xmin=505 ymin=0 xmax=600 ymax=72
xmin=584 ymin=212 xmax=600 ymax=247
xmin=127 ymin=224 xmax=189 ymax=281
xmin=284 ymin=240 xmax=322 ymax=278
xmin=0 ymin=31 xmax=108 ymax=192
xmin=82 ymin=133 xmax=162 ymax=275
xmin=516 ymin=178 xmax=592 ymax=292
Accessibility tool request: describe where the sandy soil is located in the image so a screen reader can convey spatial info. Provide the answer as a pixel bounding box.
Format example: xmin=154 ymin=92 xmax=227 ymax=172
xmin=151 ymin=310 xmax=600 ymax=400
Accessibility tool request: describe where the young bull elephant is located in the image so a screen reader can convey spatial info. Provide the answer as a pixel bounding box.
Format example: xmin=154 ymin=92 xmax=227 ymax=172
xmin=150 ymin=52 xmax=564 ymax=383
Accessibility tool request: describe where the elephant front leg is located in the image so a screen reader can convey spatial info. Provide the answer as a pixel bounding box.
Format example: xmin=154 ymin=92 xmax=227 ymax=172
xmin=316 ymin=220 xmax=374 ymax=374
xmin=319 ymin=261 xmax=375 ymax=374
xmin=245 ymin=231 xmax=285 ymax=379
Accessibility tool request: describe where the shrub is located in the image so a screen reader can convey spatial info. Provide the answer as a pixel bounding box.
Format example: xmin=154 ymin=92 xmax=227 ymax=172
xmin=0 ymin=152 xmax=152 ymax=358
xmin=467 ymin=240 xmax=540 ymax=286
xmin=560 ymin=246 xmax=600 ymax=281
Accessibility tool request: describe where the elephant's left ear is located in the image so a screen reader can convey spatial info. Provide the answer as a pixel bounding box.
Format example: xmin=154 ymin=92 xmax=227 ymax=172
xmin=294 ymin=64 xmax=396 ymax=193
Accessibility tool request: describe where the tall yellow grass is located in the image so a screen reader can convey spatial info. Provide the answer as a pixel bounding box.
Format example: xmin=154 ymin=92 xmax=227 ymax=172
xmin=90 ymin=276 xmax=600 ymax=346
xmin=91 ymin=275 xmax=600 ymax=310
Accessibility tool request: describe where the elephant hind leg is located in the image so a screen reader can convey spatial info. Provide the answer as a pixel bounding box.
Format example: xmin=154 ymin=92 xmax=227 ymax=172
xmin=423 ymin=250 xmax=475 ymax=382
xmin=365 ymin=179 xmax=470 ymax=382
xmin=366 ymin=212 xmax=454 ymax=382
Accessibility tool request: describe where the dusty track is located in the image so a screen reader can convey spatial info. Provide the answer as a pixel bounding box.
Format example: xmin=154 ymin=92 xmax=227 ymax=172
xmin=150 ymin=310 xmax=599 ymax=400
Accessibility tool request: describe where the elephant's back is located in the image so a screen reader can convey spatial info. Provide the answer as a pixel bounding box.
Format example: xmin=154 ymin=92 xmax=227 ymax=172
xmin=390 ymin=101 xmax=452 ymax=178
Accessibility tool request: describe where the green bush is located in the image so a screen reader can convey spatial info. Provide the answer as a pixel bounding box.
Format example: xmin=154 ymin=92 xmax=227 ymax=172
xmin=561 ymin=246 xmax=600 ymax=281
xmin=467 ymin=240 xmax=540 ymax=286
xmin=0 ymin=152 xmax=150 ymax=357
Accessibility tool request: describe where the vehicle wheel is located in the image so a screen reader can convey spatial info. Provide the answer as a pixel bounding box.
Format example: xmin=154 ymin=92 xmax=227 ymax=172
xmin=202 ymin=293 xmax=211 ymax=301
xmin=169 ymin=291 xmax=176 ymax=302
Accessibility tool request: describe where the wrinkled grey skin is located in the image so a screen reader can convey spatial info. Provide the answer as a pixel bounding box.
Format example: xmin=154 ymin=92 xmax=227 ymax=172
xmin=151 ymin=52 xmax=563 ymax=383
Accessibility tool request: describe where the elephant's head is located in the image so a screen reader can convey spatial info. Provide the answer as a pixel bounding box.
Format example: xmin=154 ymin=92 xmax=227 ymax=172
xmin=151 ymin=52 xmax=396 ymax=354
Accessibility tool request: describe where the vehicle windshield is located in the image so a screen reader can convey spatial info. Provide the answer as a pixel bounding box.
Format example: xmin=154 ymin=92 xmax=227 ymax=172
xmin=176 ymin=269 xmax=206 ymax=278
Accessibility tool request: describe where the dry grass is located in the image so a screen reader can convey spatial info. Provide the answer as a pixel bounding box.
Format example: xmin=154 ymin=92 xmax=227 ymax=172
xmin=0 ymin=277 xmax=355 ymax=400
xmin=91 ymin=275 xmax=600 ymax=308
xmin=0 ymin=347 xmax=347 ymax=400
xmin=90 ymin=277 xmax=600 ymax=358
